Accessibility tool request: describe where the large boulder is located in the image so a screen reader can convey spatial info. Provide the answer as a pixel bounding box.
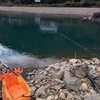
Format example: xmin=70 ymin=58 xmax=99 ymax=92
xmin=64 ymin=77 xmax=81 ymax=92
xmin=92 ymin=12 xmax=100 ymax=23
xmin=84 ymin=94 xmax=100 ymax=100
xmin=92 ymin=12 xmax=100 ymax=19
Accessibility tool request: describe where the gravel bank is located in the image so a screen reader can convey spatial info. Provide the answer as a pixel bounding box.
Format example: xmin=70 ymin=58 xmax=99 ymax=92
xmin=0 ymin=6 xmax=100 ymax=16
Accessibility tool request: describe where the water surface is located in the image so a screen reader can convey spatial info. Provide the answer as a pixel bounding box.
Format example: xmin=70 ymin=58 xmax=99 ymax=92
xmin=0 ymin=12 xmax=100 ymax=68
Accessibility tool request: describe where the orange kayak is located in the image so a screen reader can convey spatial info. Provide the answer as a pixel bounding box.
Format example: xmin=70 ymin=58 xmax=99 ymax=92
xmin=0 ymin=67 xmax=31 ymax=100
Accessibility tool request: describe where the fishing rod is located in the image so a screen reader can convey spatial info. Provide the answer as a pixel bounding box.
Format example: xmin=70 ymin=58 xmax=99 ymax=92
xmin=0 ymin=61 xmax=18 ymax=76
xmin=58 ymin=33 xmax=100 ymax=59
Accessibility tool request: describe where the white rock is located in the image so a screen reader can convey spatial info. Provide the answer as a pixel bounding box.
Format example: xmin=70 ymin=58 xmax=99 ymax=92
xmin=46 ymin=95 xmax=54 ymax=100
xmin=84 ymin=60 xmax=90 ymax=65
xmin=66 ymin=93 xmax=74 ymax=100
xmin=92 ymin=58 xmax=100 ymax=64
xmin=61 ymin=61 xmax=67 ymax=66
xmin=81 ymin=83 xmax=88 ymax=91
xmin=54 ymin=79 xmax=63 ymax=84
xmin=54 ymin=95 xmax=59 ymax=100
xmin=88 ymin=65 xmax=96 ymax=70
xmin=69 ymin=59 xmax=78 ymax=63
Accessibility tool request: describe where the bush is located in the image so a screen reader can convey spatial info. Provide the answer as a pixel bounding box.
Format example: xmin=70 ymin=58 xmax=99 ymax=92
xmin=6 ymin=1 xmax=13 ymax=6
xmin=96 ymin=1 xmax=100 ymax=7
xmin=81 ymin=0 xmax=96 ymax=7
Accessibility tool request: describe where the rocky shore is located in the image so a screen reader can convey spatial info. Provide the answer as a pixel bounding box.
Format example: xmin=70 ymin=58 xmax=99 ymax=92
xmin=0 ymin=7 xmax=100 ymax=16
xmin=26 ymin=57 xmax=100 ymax=100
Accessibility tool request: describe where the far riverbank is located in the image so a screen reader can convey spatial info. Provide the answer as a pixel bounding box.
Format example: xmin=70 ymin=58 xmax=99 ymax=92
xmin=0 ymin=6 xmax=100 ymax=16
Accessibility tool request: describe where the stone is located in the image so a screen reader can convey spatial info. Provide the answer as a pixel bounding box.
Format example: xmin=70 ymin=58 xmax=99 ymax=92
xmin=51 ymin=85 xmax=62 ymax=91
xmin=75 ymin=66 xmax=88 ymax=78
xmin=59 ymin=91 xmax=66 ymax=99
xmin=54 ymin=95 xmax=59 ymax=100
xmin=36 ymin=86 xmax=46 ymax=96
xmin=46 ymin=95 xmax=54 ymax=100
xmin=52 ymin=71 xmax=64 ymax=80
xmin=89 ymin=89 xmax=97 ymax=94
xmin=89 ymin=69 xmax=100 ymax=78
xmin=74 ymin=95 xmax=81 ymax=100
xmin=92 ymin=12 xmax=100 ymax=19
xmin=53 ymin=63 xmax=60 ymax=70
xmin=81 ymin=78 xmax=92 ymax=89
xmin=88 ymin=65 xmax=96 ymax=70
xmin=36 ymin=98 xmax=45 ymax=100
xmin=54 ymin=79 xmax=63 ymax=84
xmin=92 ymin=58 xmax=100 ymax=64
xmin=62 ymin=89 xmax=69 ymax=95
xmin=30 ymin=86 xmax=36 ymax=94
xmin=94 ymin=76 xmax=100 ymax=88
xmin=81 ymin=83 xmax=88 ymax=91
xmin=96 ymin=67 xmax=100 ymax=72
xmin=84 ymin=93 xmax=100 ymax=100
xmin=69 ymin=59 xmax=78 ymax=64
xmin=64 ymin=72 xmax=71 ymax=79
xmin=64 ymin=77 xmax=81 ymax=92
xmin=84 ymin=60 xmax=90 ymax=65
xmin=66 ymin=93 xmax=74 ymax=100
xmin=27 ymin=72 xmax=34 ymax=76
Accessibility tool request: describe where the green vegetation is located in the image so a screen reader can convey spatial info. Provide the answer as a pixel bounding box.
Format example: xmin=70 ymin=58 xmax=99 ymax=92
xmin=0 ymin=0 xmax=100 ymax=7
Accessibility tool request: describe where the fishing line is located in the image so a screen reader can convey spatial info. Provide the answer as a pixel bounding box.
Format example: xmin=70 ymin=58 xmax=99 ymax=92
xmin=58 ymin=32 xmax=100 ymax=59
xmin=43 ymin=33 xmax=54 ymax=46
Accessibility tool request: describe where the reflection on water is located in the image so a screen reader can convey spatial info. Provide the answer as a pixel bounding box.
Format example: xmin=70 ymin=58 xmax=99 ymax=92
xmin=0 ymin=44 xmax=61 ymax=68
xmin=0 ymin=12 xmax=100 ymax=67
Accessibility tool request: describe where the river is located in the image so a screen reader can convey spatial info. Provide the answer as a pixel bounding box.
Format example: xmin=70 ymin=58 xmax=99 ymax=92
xmin=0 ymin=12 xmax=100 ymax=68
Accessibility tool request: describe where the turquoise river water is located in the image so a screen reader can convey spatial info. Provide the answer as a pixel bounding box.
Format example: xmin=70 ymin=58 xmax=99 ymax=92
xmin=0 ymin=12 xmax=100 ymax=68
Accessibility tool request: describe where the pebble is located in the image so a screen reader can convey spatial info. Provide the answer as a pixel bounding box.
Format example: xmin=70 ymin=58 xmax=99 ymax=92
xmin=81 ymin=83 xmax=88 ymax=91
xmin=25 ymin=58 xmax=100 ymax=100
xmin=59 ymin=91 xmax=66 ymax=99
xmin=66 ymin=93 xmax=74 ymax=100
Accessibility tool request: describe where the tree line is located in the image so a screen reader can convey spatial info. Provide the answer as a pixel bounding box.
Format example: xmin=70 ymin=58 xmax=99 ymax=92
xmin=0 ymin=0 xmax=100 ymax=7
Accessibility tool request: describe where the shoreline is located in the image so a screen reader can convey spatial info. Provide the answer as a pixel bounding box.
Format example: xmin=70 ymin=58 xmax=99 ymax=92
xmin=0 ymin=6 xmax=100 ymax=16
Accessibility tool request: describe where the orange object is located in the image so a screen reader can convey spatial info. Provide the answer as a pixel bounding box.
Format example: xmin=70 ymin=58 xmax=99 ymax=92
xmin=1 ymin=70 xmax=31 ymax=100
xmin=13 ymin=67 xmax=23 ymax=74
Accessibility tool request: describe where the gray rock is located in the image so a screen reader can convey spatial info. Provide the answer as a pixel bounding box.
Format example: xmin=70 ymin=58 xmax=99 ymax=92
xmin=70 ymin=65 xmax=89 ymax=78
xmin=74 ymin=95 xmax=81 ymax=100
xmin=89 ymin=89 xmax=97 ymax=94
xmin=92 ymin=12 xmax=100 ymax=19
xmin=95 ymin=76 xmax=100 ymax=88
xmin=52 ymin=71 xmax=64 ymax=80
xmin=84 ymin=94 xmax=100 ymax=100
xmin=30 ymin=86 xmax=36 ymax=94
xmin=64 ymin=77 xmax=81 ymax=92
xmin=89 ymin=69 xmax=100 ymax=78
xmin=36 ymin=86 xmax=46 ymax=96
